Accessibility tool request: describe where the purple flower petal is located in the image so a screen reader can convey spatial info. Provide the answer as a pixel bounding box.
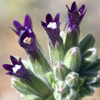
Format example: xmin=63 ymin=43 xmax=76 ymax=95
xmin=3 ymin=64 xmax=13 ymax=71
xmin=10 ymin=56 xmax=18 ymax=65
xmin=71 ymin=2 xmax=77 ymax=12
xmin=6 ymin=72 xmax=13 ymax=75
xmin=79 ymin=9 xmax=87 ymax=24
xmin=66 ymin=2 xmax=86 ymax=31
xmin=13 ymin=20 xmax=22 ymax=29
xmin=10 ymin=27 xmax=20 ymax=36
xmin=16 ymin=26 xmax=26 ymax=35
xmin=66 ymin=5 xmax=71 ymax=13
xmin=24 ymin=14 xmax=32 ymax=29
xmin=18 ymin=58 xmax=23 ymax=65
xmin=46 ymin=14 xmax=53 ymax=24
xmin=41 ymin=21 xmax=47 ymax=27
xmin=54 ymin=13 xmax=60 ymax=24
xmin=3 ymin=56 xmax=29 ymax=78
xmin=6 ymin=72 xmax=19 ymax=77
xmin=19 ymin=58 xmax=21 ymax=63
xmin=78 ymin=5 xmax=85 ymax=14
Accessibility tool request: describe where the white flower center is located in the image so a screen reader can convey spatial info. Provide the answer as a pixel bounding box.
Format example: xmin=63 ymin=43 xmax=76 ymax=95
xmin=23 ymin=37 xmax=32 ymax=44
xmin=47 ymin=22 xmax=57 ymax=29
xmin=13 ymin=65 xmax=21 ymax=73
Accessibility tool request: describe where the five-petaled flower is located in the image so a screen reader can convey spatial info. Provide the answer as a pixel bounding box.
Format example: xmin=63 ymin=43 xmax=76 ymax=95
xmin=3 ymin=56 xmax=29 ymax=78
xmin=41 ymin=13 xmax=62 ymax=47
xmin=66 ymin=2 xmax=86 ymax=31
xmin=11 ymin=14 xmax=37 ymax=53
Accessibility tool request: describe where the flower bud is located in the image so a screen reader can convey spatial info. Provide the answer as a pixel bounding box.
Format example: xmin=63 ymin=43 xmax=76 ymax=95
xmin=83 ymin=48 xmax=98 ymax=62
xmin=64 ymin=47 xmax=81 ymax=71
xmin=80 ymin=48 xmax=98 ymax=71
xmin=54 ymin=62 xmax=69 ymax=80
xmin=55 ymin=81 xmax=69 ymax=94
xmin=79 ymin=34 xmax=95 ymax=54
xmin=65 ymin=72 xmax=79 ymax=87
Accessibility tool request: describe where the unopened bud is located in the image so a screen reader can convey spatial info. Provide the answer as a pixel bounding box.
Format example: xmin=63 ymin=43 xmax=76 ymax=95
xmin=55 ymin=81 xmax=69 ymax=94
xmin=83 ymin=48 xmax=98 ymax=62
xmin=65 ymin=72 xmax=79 ymax=87
xmin=64 ymin=47 xmax=81 ymax=71
xmin=54 ymin=62 xmax=69 ymax=80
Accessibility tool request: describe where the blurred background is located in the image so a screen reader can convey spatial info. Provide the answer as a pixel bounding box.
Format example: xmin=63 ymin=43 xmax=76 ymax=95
xmin=0 ymin=0 xmax=100 ymax=100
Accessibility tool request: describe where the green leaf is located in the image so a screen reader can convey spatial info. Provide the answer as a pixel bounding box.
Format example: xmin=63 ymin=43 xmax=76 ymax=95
xmin=79 ymin=34 xmax=95 ymax=55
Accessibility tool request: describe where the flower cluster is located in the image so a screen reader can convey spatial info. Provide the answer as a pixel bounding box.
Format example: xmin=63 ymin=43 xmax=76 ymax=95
xmin=2 ymin=2 xmax=100 ymax=100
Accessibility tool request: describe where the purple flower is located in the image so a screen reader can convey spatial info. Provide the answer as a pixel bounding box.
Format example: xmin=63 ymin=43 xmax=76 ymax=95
xmin=12 ymin=14 xmax=33 ymax=36
xmin=41 ymin=13 xmax=62 ymax=46
xmin=11 ymin=14 xmax=37 ymax=53
xmin=2 ymin=56 xmax=29 ymax=78
xmin=66 ymin=2 xmax=86 ymax=31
